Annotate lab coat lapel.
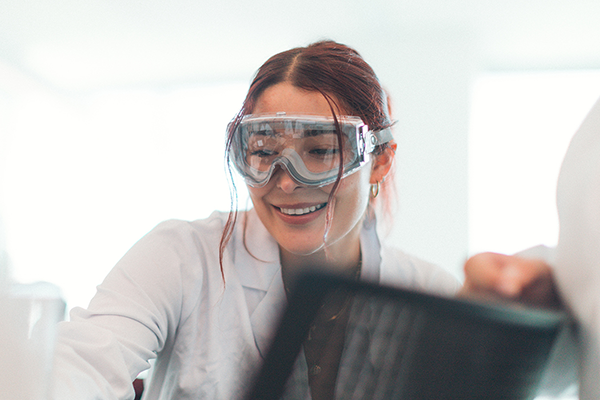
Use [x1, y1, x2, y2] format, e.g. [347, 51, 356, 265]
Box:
[250, 270, 287, 359]
[234, 210, 287, 359]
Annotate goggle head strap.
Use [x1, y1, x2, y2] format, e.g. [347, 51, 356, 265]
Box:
[359, 126, 394, 163]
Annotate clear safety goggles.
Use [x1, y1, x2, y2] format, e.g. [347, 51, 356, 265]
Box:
[229, 113, 394, 187]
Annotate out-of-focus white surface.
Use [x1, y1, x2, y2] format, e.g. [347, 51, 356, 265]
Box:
[2, 1, 600, 92]
[0, 282, 65, 400]
[469, 70, 600, 257]
[1, 81, 249, 310]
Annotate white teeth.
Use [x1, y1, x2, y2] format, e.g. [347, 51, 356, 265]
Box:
[280, 203, 325, 216]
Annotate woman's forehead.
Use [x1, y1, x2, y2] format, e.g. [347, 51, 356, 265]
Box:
[253, 82, 337, 117]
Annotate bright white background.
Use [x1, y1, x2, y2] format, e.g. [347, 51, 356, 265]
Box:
[1, 82, 250, 309]
[469, 70, 600, 256]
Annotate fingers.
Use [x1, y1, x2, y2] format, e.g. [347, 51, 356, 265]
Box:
[462, 252, 513, 295]
[461, 252, 560, 309]
[495, 261, 525, 297]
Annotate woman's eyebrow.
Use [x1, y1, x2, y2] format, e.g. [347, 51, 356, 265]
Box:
[249, 128, 278, 137]
[302, 128, 336, 137]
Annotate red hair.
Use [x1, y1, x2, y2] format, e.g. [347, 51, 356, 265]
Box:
[219, 40, 396, 277]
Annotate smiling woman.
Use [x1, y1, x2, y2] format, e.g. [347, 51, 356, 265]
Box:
[49, 40, 460, 400]
[235, 83, 393, 275]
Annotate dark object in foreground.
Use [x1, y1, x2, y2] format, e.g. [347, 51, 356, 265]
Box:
[245, 270, 568, 400]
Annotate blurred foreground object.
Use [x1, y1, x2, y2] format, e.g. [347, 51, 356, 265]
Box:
[0, 282, 65, 400]
[246, 271, 568, 400]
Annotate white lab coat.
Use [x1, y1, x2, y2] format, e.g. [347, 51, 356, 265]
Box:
[515, 97, 600, 400]
[552, 96, 600, 400]
[50, 209, 460, 400]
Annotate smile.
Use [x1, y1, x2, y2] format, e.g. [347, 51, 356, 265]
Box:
[278, 203, 327, 216]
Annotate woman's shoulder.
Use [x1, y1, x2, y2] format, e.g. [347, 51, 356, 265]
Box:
[147, 210, 233, 243]
[117, 211, 235, 272]
[109, 211, 244, 314]
[379, 244, 461, 297]
[156, 210, 229, 230]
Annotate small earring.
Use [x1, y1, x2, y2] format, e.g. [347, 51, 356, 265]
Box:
[370, 181, 380, 198]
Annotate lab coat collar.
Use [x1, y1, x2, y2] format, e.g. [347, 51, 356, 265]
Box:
[234, 209, 282, 292]
[233, 209, 286, 358]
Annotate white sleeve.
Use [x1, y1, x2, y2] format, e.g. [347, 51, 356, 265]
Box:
[553, 96, 600, 400]
[50, 220, 194, 400]
[515, 245, 579, 398]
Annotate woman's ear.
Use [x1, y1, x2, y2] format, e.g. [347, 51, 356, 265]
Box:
[370, 144, 396, 184]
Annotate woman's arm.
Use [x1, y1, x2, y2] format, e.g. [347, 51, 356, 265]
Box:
[50, 220, 192, 399]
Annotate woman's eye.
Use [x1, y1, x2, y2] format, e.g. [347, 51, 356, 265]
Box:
[310, 147, 339, 156]
[250, 149, 278, 157]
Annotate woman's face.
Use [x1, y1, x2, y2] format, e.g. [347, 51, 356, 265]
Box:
[246, 82, 375, 260]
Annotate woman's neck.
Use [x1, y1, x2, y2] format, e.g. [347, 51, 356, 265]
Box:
[279, 235, 362, 290]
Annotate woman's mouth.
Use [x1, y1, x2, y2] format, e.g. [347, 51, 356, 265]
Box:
[278, 202, 327, 216]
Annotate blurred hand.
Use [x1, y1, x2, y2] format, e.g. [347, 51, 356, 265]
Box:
[459, 252, 562, 309]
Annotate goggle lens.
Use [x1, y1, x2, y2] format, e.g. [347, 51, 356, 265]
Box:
[244, 123, 353, 175]
[230, 114, 391, 187]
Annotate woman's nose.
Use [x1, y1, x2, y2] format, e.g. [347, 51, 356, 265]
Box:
[273, 166, 301, 193]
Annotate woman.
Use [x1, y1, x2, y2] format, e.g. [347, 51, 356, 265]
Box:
[51, 40, 460, 400]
